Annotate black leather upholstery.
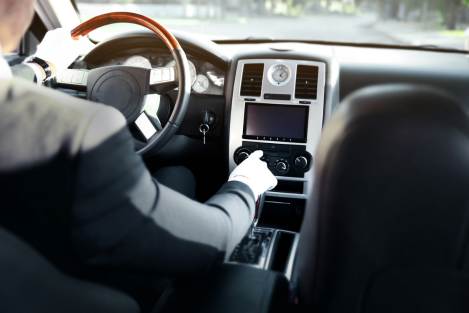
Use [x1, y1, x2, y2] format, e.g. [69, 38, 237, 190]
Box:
[0, 227, 140, 313]
[294, 84, 469, 312]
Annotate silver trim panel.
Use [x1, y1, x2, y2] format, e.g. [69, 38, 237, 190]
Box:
[284, 231, 300, 280]
[229, 58, 327, 200]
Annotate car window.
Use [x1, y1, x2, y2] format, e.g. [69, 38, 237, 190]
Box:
[75, 0, 469, 51]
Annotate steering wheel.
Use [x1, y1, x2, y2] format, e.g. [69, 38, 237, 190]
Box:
[71, 12, 191, 154]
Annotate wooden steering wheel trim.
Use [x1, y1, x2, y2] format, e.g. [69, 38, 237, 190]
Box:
[71, 12, 181, 50]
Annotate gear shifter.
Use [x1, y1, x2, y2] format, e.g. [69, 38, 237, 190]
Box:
[249, 193, 265, 239]
[229, 193, 274, 267]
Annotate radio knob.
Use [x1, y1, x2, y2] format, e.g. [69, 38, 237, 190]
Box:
[238, 151, 250, 162]
[294, 156, 309, 170]
[234, 148, 252, 164]
[275, 160, 289, 175]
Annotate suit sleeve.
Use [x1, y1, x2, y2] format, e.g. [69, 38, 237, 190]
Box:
[71, 106, 255, 276]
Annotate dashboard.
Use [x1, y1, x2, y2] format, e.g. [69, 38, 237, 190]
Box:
[66, 30, 469, 147]
[94, 53, 225, 96]
[78, 32, 228, 97]
[65, 30, 469, 207]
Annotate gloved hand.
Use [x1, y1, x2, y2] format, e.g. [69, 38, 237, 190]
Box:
[229, 150, 278, 199]
[33, 28, 83, 73]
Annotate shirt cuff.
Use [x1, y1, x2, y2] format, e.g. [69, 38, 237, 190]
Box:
[227, 176, 258, 200]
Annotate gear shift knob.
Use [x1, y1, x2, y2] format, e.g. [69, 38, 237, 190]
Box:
[249, 193, 266, 238]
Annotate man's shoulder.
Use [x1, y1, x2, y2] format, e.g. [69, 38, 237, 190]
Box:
[0, 78, 126, 171]
[1, 78, 111, 115]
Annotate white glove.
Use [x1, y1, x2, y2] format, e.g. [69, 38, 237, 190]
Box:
[229, 150, 278, 199]
[33, 28, 84, 73]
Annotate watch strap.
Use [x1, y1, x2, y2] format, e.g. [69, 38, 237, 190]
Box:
[26, 57, 52, 81]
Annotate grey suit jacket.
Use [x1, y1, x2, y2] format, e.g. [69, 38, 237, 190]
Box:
[11, 63, 37, 82]
[0, 76, 255, 279]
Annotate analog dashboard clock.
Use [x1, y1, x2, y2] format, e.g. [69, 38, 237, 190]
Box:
[268, 64, 291, 86]
[192, 74, 210, 93]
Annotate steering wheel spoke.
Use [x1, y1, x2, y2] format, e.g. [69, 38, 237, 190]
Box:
[55, 69, 89, 91]
[149, 66, 178, 93]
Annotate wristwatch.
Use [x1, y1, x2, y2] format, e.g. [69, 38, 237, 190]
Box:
[25, 56, 53, 83]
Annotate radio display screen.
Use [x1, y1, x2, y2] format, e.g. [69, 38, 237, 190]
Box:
[243, 103, 309, 143]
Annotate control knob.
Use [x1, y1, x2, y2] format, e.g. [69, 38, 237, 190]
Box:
[294, 156, 309, 170]
[234, 148, 252, 164]
[274, 160, 290, 175]
[238, 151, 250, 162]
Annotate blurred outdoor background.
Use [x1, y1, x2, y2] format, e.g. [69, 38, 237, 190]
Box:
[76, 0, 469, 50]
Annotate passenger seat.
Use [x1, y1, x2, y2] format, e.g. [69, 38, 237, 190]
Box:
[294, 84, 469, 312]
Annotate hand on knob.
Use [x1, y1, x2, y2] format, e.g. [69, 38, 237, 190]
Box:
[229, 150, 278, 199]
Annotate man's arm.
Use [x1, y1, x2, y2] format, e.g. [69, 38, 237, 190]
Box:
[71, 107, 259, 275]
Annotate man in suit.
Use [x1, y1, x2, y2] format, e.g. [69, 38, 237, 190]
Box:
[0, 0, 277, 293]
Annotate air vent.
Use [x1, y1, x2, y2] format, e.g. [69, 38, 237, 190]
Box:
[240, 63, 264, 97]
[295, 65, 319, 100]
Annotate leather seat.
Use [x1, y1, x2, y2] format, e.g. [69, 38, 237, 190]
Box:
[294, 84, 469, 312]
[0, 218, 289, 313]
[0, 227, 140, 313]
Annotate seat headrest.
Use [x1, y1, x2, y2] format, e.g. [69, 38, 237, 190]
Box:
[317, 84, 469, 172]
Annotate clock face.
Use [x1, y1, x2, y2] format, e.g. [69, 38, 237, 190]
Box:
[192, 74, 210, 93]
[268, 64, 291, 86]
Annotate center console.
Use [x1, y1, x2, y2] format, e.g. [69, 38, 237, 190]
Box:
[227, 58, 327, 278]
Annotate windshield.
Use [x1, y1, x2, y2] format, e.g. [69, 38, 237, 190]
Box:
[76, 0, 469, 51]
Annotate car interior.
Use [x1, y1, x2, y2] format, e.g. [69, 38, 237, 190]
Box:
[2, 0, 469, 312]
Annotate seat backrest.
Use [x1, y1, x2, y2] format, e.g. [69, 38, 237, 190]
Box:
[0, 227, 140, 313]
[294, 84, 469, 312]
